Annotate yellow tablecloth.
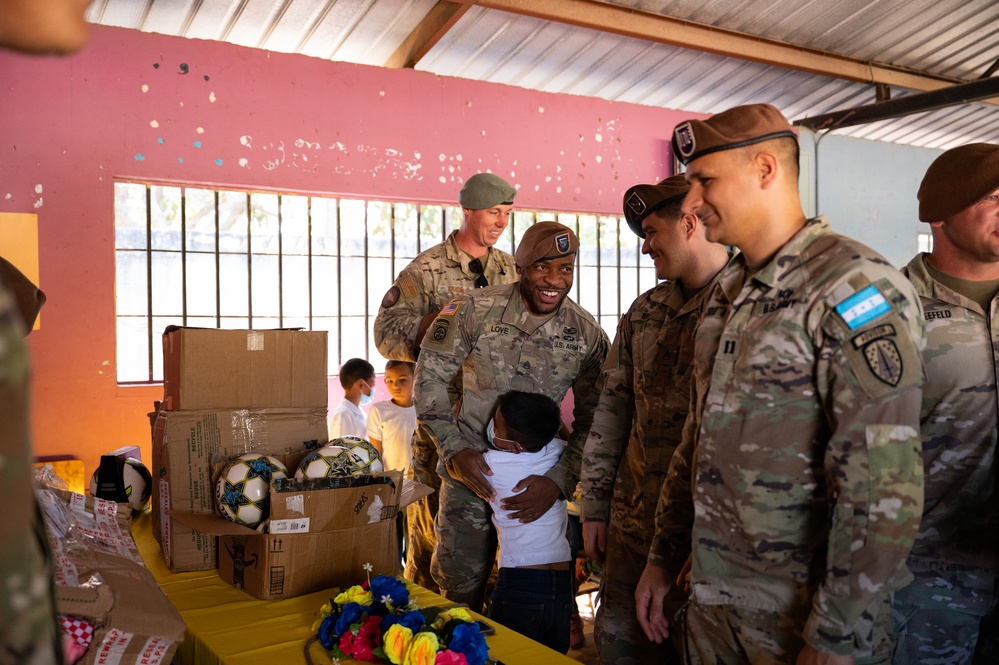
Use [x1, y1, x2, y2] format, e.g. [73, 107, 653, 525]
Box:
[133, 515, 579, 665]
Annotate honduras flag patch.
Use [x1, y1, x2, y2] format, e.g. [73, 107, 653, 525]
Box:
[835, 285, 890, 330]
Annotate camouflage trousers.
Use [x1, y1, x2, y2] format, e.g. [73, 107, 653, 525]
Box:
[430, 462, 497, 613]
[594, 526, 682, 665]
[403, 429, 440, 594]
[891, 575, 998, 665]
[684, 598, 892, 665]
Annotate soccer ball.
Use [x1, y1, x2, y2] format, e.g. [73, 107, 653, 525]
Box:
[215, 453, 289, 528]
[294, 438, 383, 479]
[90, 457, 152, 513]
[334, 436, 384, 472]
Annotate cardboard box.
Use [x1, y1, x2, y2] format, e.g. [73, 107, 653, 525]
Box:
[173, 472, 433, 600]
[38, 488, 186, 665]
[162, 327, 328, 411]
[151, 407, 328, 572]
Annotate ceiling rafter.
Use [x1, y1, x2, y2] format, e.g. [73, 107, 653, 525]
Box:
[385, 0, 475, 68]
[471, 0, 999, 107]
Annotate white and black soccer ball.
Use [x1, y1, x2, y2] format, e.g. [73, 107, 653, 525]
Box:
[90, 457, 152, 513]
[215, 453, 289, 529]
[294, 438, 383, 479]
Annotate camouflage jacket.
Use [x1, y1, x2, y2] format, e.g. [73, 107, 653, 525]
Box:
[415, 282, 610, 498]
[901, 254, 999, 584]
[649, 217, 926, 655]
[373, 231, 518, 361]
[0, 276, 61, 664]
[579, 278, 716, 549]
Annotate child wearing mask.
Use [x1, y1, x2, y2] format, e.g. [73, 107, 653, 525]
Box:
[328, 358, 375, 439]
[483, 390, 573, 654]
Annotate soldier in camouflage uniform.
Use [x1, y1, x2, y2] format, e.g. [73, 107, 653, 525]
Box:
[373, 173, 519, 593]
[579, 175, 729, 664]
[891, 144, 999, 665]
[415, 222, 610, 612]
[0, 259, 62, 665]
[636, 104, 926, 664]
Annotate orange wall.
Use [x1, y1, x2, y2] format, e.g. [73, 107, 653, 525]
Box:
[0, 26, 693, 479]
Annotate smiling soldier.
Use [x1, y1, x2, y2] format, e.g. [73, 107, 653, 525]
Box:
[414, 221, 610, 613]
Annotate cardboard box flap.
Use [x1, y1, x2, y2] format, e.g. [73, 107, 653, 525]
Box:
[400, 477, 435, 507]
[170, 511, 260, 537]
[55, 581, 114, 622]
[270, 472, 403, 532]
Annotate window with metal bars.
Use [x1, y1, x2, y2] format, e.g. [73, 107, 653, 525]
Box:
[114, 181, 658, 383]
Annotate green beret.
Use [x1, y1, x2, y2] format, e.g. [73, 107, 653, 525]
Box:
[515, 221, 579, 268]
[458, 173, 517, 210]
[918, 143, 999, 222]
[622, 174, 690, 238]
[672, 103, 798, 166]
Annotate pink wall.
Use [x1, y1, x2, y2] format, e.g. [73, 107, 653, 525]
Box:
[0, 26, 697, 477]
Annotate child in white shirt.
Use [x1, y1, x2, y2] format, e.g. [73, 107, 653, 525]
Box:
[328, 358, 375, 440]
[484, 390, 573, 654]
[366, 360, 416, 472]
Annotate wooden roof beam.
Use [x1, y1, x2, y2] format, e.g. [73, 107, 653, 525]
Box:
[385, 0, 474, 69]
[476, 0, 988, 100]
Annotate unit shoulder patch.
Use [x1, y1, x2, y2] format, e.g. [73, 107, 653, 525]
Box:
[380, 286, 400, 309]
[840, 314, 920, 399]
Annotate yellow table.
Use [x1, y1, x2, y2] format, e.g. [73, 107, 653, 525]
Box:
[133, 515, 579, 664]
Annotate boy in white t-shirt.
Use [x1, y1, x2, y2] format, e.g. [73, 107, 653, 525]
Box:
[366, 360, 417, 472]
[328, 358, 375, 440]
[367, 360, 417, 564]
[484, 390, 573, 654]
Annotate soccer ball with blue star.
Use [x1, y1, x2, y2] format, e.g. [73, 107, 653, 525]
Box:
[216, 453, 289, 528]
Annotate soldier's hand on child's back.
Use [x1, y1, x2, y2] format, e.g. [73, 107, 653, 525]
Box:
[501, 474, 560, 523]
[445, 448, 495, 501]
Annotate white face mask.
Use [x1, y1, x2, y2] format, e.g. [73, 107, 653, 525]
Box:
[359, 380, 375, 406]
[486, 418, 497, 448]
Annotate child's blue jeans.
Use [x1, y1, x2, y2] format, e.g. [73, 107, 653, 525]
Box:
[486, 567, 573, 654]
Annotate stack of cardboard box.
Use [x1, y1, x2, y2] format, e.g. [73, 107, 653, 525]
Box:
[150, 327, 330, 573]
[151, 327, 431, 600]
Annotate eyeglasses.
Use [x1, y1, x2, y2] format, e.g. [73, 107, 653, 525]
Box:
[468, 258, 488, 288]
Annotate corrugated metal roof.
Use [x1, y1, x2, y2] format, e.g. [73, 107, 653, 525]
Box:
[85, 0, 999, 150]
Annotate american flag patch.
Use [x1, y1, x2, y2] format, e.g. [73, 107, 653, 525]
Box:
[440, 302, 460, 316]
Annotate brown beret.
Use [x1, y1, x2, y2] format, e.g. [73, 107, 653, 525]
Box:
[672, 103, 798, 166]
[917, 143, 999, 222]
[622, 174, 690, 238]
[515, 221, 579, 268]
[458, 173, 517, 210]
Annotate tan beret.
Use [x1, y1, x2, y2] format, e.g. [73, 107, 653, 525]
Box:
[917, 143, 999, 222]
[672, 103, 798, 166]
[458, 173, 517, 210]
[515, 221, 579, 268]
[622, 174, 690, 238]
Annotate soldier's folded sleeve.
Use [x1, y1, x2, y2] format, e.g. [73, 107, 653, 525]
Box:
[803, 280, 926, 654]
[548, 326, 610, 499]
[580, 331, 636, 523]
[374, 269, 430, 362]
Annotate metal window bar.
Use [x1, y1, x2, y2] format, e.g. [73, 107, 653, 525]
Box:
[115, 182, 639, 383]
[144, 185, 154, 382]
[245, 192, 254, 326]
[307, 196, 314, 332]
[214, 190, 222, 329]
